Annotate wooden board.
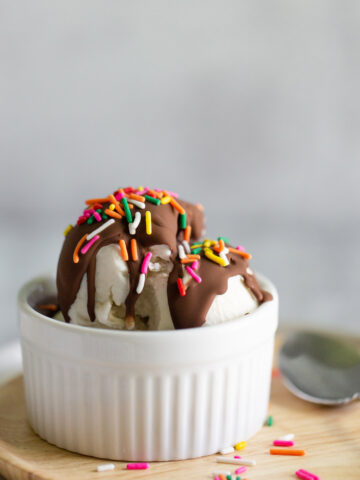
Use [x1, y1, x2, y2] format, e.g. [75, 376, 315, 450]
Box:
[0, 337, 359, 480]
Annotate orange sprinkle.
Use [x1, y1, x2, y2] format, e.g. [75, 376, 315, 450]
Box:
[228, 247, 252, 259]
[37, 304, 58, 311]
[105, 209, 122, 219]
[181, 258, 196, 264]
[73, 234, 88, 263]
[131, 239, 138, 261]
[270, 448, 305, 456]
[85, 197, 110, 205]
[129, 193, 146, 202]
[119, 239, 128, 261]
[184, 225, 192, 242]
[148, 189, 162, 199]
[218, 239, 225, 251]
[170, 197, 185, 215]
[272, 367, 281, 378]
[186, 254, 201, 260]
[108, 194, 125, 216]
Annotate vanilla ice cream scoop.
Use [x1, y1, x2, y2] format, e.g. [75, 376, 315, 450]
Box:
[56, 187, 271, 330]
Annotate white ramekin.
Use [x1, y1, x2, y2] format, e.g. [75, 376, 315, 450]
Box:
[18, 273, 278, 461]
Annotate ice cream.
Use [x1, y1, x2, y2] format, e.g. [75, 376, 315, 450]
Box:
[54, 187, 272, 330]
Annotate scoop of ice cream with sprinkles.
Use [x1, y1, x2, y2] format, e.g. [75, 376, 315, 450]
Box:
[53, 186, 272, 330]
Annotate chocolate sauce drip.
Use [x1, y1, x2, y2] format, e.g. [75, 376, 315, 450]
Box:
[56, 196, 271, 329]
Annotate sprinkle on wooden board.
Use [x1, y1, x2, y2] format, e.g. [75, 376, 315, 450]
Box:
[126, 463, 149, 470]
[235, 466, 247, 475]
[270, 448, 305, 456]
[266, 415, 273, 426]
[96, 463, 115, 472]
[219, 446, 234, 455]
[119, 239, 129, 261]
[234, 441, 247, 450]
[296, 469, 320, 480]
[273, 440, 294, 447]
[130, 239, 138, 261]
[216, 457, 256, 466]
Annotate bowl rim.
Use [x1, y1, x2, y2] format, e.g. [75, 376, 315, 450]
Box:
[18, 272, 278, 340]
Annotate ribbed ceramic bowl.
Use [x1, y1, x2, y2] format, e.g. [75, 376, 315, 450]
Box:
[18, 273, 278, 461]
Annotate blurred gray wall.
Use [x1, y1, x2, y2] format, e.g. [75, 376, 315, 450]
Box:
[1, 0, 360, 346]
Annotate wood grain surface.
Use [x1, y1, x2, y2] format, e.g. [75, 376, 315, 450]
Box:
[0, 336, 359, 480]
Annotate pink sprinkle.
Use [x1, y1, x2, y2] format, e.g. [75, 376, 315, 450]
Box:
[273, 440, 295, 447]
[80, 235, 99, 254]
[93, 211, 102, 222]
[236, 245, 245, 251]
[185, 266, 202, 283]
[83, 211, 91, 218]
[83, 208, 95, 215]
[126, 463, 149, 470]
[136, 188, 149, 195]
[115, 192, 125, 201]
[296, 469, 320, 480]
[235, 466, 247, 475]
[166, 190, 178, 198]
[141, 252, 153, 274]
[191, 260, 199, 270]
[234, 455, 242, 459]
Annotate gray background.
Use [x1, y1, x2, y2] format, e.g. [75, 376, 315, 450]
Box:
[1, 1, 359, 347]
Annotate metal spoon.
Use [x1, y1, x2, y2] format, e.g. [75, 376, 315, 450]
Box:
[279, 331, 360, 405]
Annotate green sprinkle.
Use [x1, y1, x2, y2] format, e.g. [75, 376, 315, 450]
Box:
[144, 194, 160, 206]
[179, 213, 187, 229]
[102, 213, 108, 220]
[87, 216, 94, 225]
[96, 209, 102, 213]
[218, 236, 230, 244]
[226, 476, 232, 480]
[121, 197, 132, 223]
[236, 477, 242, 480]
[266, 415, 273, 426]
[191, 247, 202, 254]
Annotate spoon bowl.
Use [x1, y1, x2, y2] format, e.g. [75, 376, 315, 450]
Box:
[279, 331, 360, 405]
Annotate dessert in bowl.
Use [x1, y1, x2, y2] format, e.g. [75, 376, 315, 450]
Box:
[18, 186, 278, 461]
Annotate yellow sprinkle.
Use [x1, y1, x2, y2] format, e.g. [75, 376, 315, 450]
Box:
[145, 210, 152, 235]
[64, 224, 73, 236]
[235, 441, 247, 451]
[109, 203, 115, 210]
[204, 239, 216, 247]
[161, 195, 171, 205]
[204, 248, 227, 266]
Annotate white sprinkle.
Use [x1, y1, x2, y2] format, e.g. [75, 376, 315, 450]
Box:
[97, 463, 115, 472]
[213, 471, 231, 477]
[136, 273, 146, 294]
[129, 211, 141, 235]
[219, 446, 234, 455]
[216, 457, 256, 466]
[178, 244, 186, 259]
[246, 267, 253, 275]
[277, 433, 295, 441]
[182, 240, 191, 254]
[219, 251, 230, 266]
[86, 219, 115, 240]
[128, 199, 145, 209]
